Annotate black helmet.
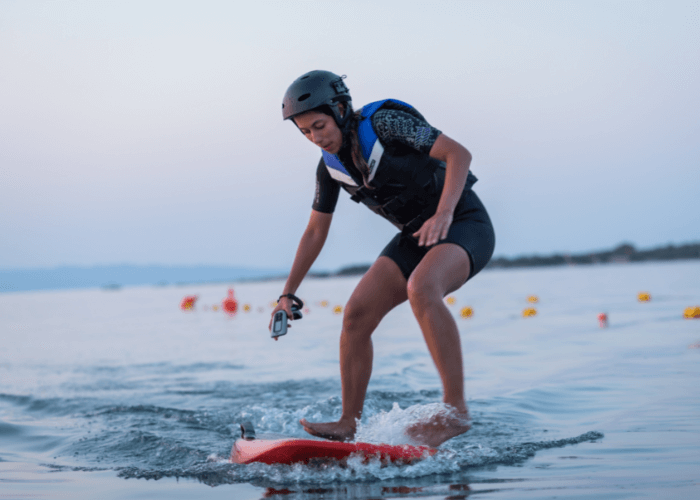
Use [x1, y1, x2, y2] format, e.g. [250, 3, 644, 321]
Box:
[282, 70, 352, 126]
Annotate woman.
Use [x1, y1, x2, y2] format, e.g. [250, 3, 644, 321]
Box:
[270, 70, 495, 447]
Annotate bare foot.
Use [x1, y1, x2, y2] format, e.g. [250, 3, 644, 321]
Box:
[405, 409, 471, 448]
[300, 418, 356, 442]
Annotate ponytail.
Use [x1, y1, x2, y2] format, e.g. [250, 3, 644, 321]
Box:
[347, 110, 374, 189]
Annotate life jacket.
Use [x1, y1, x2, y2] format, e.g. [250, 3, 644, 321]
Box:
[321, 99, 476, 233]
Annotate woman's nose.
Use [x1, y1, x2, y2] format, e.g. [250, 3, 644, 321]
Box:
[310, 132, 323, 146]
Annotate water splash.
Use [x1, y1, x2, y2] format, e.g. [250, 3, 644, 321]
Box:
[112, 430, 603, 486]
[355, 402, 465, 445]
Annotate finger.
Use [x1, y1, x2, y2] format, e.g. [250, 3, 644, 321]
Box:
[423, 229, 432, 246]
[413, 227, 425, 246]
[427, 223, 440, 246]
[420, 226, 429, 246]
[429, 222, 444, 245]
[426, 223, 437, 246]
[436, 223, 450, 244]
[428, 222, 440, 245]
[440, 223, 450, 241]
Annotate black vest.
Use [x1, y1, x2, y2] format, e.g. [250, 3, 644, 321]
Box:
[323, 100, 476, 233]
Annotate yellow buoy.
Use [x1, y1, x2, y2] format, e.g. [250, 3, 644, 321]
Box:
[637, 292, 651, 302]
[683, 306, 700, 319]
[527, 295, 539, 303]
[333, 305, 343, 314]
[446, 296, 456, 305]
[459, 306, 473, 318]
[523, 307, 537, 317]
[270, 300, 278, 308]
[320, 300, 329, 308]
[243, 304, 251, 312]
[212, 305, 219, 311]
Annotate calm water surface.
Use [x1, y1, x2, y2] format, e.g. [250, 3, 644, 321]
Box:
[1, 261, 699, 499]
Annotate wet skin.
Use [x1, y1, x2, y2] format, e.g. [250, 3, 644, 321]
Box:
[299, 246, 472, 447]
[275, 107, 474, 447]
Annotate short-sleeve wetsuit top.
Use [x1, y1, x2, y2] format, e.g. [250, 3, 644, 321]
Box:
[312, 108, 443, 214]
[308, 105, 495, 282]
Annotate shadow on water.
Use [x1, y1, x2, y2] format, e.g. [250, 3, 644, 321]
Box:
[258, 480, 484, 500]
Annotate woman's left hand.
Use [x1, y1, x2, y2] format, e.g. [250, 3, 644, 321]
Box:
[413, 210, 453, 247]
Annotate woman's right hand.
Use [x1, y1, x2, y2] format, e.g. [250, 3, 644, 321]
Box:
[269, 296, 294, 340]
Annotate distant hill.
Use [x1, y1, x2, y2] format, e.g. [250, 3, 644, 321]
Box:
[0, 265, 287, 293]
[486, 242, 700, 269]
[311, 241, 700, 278]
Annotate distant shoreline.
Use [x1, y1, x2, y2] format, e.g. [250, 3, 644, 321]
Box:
[485, 241, 700, 270]
[308, 241, 700, 278]
[1, 242, 698, 293]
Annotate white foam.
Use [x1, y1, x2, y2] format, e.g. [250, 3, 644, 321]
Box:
[355, 402, 464, 445]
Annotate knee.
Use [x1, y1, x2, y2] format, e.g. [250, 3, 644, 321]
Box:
[406, 275, 441, 310]
[342, 300, 377, 338]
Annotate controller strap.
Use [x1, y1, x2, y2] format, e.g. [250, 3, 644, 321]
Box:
[278, 293, 304, 310]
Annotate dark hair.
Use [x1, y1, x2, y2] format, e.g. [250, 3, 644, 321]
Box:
[346, 110, 373, 189]
[302, 105, 374, 190]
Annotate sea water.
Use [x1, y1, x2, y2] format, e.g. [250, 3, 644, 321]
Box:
[1, 261, 699, 499]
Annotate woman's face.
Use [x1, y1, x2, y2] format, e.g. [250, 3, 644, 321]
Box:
[293, 110, 343, 155]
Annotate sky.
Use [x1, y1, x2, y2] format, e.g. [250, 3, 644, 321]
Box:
[1, 0, 699, 272]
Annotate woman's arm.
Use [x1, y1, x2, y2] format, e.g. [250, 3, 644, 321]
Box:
[269, 209, 333, 331]
[413, 133, 472, 247]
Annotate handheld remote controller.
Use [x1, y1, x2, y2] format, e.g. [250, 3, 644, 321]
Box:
[271, 295, 303, 338]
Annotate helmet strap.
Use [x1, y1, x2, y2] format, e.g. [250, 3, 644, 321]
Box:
[333, 101, 353, 127]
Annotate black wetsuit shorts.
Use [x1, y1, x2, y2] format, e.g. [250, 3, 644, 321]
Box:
[379, 189, 495, 282]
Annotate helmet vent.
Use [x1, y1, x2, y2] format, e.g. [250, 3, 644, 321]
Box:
[297, 93, 311, 102]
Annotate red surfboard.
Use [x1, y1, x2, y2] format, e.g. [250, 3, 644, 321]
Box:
[230, 422, 437, 465]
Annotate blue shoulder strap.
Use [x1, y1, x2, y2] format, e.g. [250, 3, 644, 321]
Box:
[321, 99, 414, 185]
[321, 150, 354, 184]
[356, 99, 413, 160]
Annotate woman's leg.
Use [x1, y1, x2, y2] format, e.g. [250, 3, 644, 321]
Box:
[405, 242, 472, 447]
[301, 256, 408, 441]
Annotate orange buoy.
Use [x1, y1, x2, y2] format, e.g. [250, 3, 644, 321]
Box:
[527, 295, 539, 303]
[180, 295, 198, 311]
[333, 305, 343, 314]
[523, 307, 537, 317]
[222, 288, 238, 315]
[243, 304, 251, 312]
[597, 312, 608, 328]
[637, 292, 651, 302]
[319, 300, 329, 308]
[459, 306, 473, 318]
[446, 296, 456, 305]
[683, 306, 700, 319]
